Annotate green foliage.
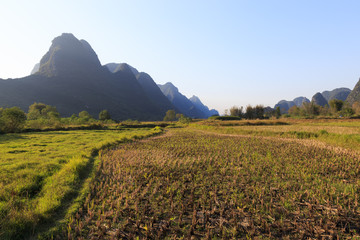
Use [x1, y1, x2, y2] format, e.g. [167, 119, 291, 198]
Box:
[0, 107, 26, 133]
[275, 106, 281, 118]
[27, 102, 60, 120]
[229, 106, 243, 117]
[98, 109, 111, 121]
[288, 105, 300, 116]
[177, 114, 192, 124]
[163, 109, 176, 121]
[78, 111, 91, 119]
[76, 111, 95, 124]
[245, 105, 265, 119]
[329, 99, 344, 113]
[352, 102, 360, 115]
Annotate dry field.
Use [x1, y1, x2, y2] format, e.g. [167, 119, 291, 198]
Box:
[59, 120, 360, 239]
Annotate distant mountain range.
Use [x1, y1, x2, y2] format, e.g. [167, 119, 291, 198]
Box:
[0, 33, 218, 120]
[157, 83, 218, 118]
[275, 87, 353, 113]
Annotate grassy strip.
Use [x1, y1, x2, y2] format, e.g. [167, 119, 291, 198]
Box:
[0, 127, 163, 240]
[35, 127, 164, 239]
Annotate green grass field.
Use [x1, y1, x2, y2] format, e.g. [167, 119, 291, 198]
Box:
[0, 127, 162, 239]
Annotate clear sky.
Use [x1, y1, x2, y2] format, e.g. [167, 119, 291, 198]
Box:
[1, 1, 360, 114]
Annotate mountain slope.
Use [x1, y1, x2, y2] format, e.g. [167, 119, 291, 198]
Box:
[293, 97, 310, 107]
[189, 95, 219, 117]
[30, 63, 40, 74]
[322, 88, 351, 102]
[346, 79, 360, 105]
[158, 82, 207, 118]
[0, 33, 165, 120]
[136, 72, 176, 113]
[311, 92, 328, 107]
[106, 63, 177, 114]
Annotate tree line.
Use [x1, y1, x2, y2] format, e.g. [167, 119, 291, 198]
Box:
[224, 105, 280, 119]
[286, 100, 360, 117]
[225, 100, 360, 120]
[0, 103, 113, 133]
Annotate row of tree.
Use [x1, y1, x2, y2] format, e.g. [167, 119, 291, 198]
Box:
[225, 100, 360, 120]
[225, 105, 280, 119]
[0, 103, 113, 133]
[287, 100, 360, 117]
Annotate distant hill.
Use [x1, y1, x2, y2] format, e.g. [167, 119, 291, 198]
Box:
[158, 82, 208, 118]
[322, 88, 351, 102]
[106, 63, 218, 119]
[293, 97, 310, 107]
[311, 92, 328, 107]
[346, 78, 360, 105]
[274, 87, 352, 113]
[274, 97, 309, 113]
[189, 95, 219, 117]
[105, 63, 177, 114]
[0, 33, 166, 120]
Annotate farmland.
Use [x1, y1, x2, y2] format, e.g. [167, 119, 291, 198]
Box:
[57, 119, 360, 239]
[0, 127, 162, 239]
[1, 119, 360, 239]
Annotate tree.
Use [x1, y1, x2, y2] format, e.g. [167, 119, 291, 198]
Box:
[0, 107, 26, 133]
[340, 102, 354, 117]
[329, 99, 344, 114]
[27, 102, 59, 120]
[254, 105, 264, 119]
[177, 114, 192, 124]
[229, 106, 243, 117]
[79, 111, 91, 118]
[245, 105, 255, 119]
[353, 102, 360, 115]
[275, 106, 281, 119]
[302, 102, 320, 116]
[99, 110, 111, 121]
[288, 106, 300, 116]
[163, 110, 176, 121]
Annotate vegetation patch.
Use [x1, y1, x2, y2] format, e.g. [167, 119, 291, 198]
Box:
[0, 127, 163, 239]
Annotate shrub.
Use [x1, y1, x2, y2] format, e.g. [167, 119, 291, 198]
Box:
[99, 110, 111, 121]
[0, 107, 26, 133]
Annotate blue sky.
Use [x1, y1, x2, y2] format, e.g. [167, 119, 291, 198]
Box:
[1, 1, 360, 114]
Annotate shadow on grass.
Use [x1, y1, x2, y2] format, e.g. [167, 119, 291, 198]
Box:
[0, 133, 26, 144]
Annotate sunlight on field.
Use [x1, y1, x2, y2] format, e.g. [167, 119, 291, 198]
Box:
[0, 128, 161, 239]
[60, 125, 360, 239]
[191, 119, 360, 151]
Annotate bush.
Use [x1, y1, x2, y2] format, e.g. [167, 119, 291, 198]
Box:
[0, 107, 27, 133]
[99, 110, 111, 121]
[163, 110, 176, 121]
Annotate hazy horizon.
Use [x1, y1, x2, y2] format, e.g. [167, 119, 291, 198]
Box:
[1, 1, 360, 114]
